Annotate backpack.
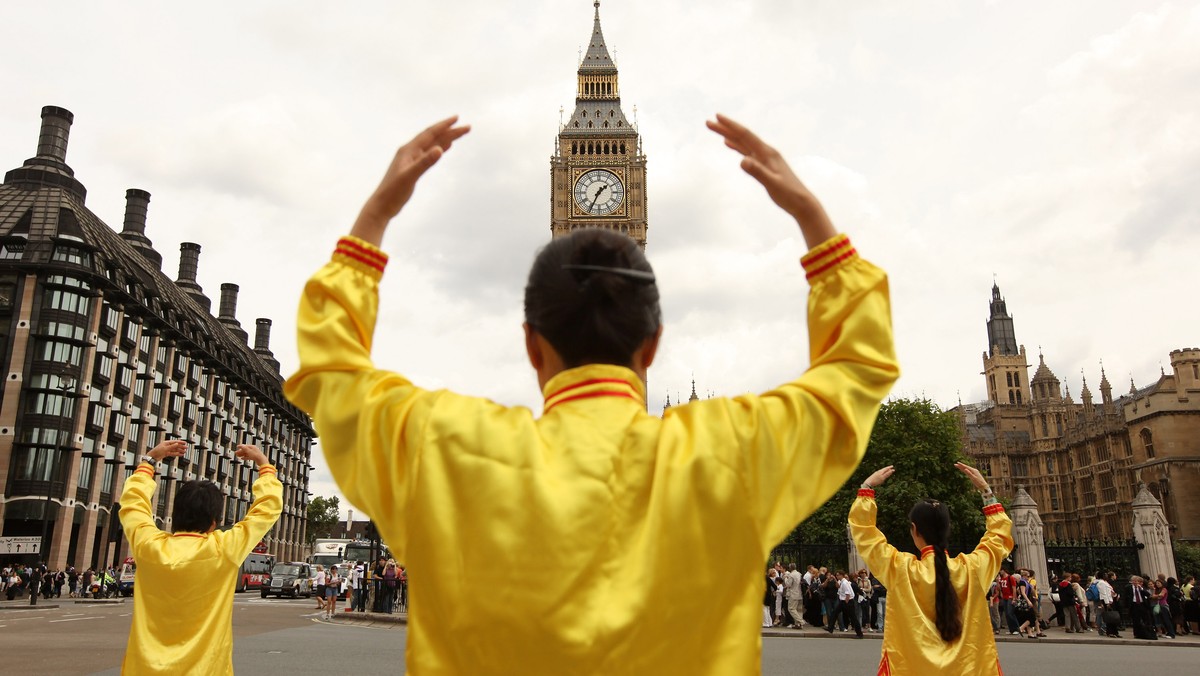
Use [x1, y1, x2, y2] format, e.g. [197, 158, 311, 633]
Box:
[1086, 581, 1100, 602]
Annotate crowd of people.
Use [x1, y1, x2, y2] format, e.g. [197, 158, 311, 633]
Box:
[311, 556, 408, 618]
[2, 562, 119, 601]
[763, 562, 885, 636]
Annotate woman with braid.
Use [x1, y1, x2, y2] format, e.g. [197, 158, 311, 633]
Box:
[849, 463, 1013, 675]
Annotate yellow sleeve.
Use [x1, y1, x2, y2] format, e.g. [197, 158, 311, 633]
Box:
[730, 235, 900, 550]
[218, 466, 284, 564]
[282, 237, 437, 556]
[847, 490, 905, 588]
[965, 503, 1014, 587]
[118, 463, 165, 561]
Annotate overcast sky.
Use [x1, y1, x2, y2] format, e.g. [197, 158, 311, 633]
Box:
[3, 1, 1197, 519]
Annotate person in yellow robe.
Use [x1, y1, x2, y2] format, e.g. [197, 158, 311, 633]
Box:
[118, 439, 282, 675]
[849, 463, 1014, 676]
[284, 115, 900, 674]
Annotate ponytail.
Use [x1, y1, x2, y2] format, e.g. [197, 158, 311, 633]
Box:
[910, 499, 962, 643]
[932, 544, 962, 642]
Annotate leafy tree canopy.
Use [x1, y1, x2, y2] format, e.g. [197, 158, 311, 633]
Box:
[306, 495, 341, 544]
[787, 398, 985, 553]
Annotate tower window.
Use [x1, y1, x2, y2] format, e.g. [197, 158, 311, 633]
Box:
[1016, 390, 1022, 405]
[603, 121, 609, 128]
[1006, 372, 1013, 387]
[1014, 373, 1020, 387]
[1140, 428, 1155, 458]
[610, 110, 614, 117]
[607, 82, 612, 95]
[1008, 391, 1015, 405]
[620, 143, 626, 153]
[587, 122, 593, 128]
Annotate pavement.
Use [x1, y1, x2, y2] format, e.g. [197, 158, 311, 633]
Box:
[328, 609, 1200, 648]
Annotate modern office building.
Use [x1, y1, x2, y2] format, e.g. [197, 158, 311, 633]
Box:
[0, 106, 314, 569]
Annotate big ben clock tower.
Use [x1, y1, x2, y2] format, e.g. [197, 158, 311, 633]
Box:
[551, 1, 648, 249]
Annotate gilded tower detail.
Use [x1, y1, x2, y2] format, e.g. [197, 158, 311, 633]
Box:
[551, 1, 648, 249]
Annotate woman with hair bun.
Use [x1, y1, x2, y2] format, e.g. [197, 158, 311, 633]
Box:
[285, 115, 900, 674]
[849, 463, 1013, 675]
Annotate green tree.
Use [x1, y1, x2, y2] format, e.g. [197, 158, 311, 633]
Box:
[306, 495, 341, 544]
[1174, 540, 1200, 581]
[787, 398, 985, 553]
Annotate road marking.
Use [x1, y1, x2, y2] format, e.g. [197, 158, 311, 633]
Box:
[6, 615, 45, 620]
[120, 613, 132, 617]
[49, 616, 103, 623]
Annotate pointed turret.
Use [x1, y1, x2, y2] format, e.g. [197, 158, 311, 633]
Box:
[1099, 362, 1112, 406]
[986, 282, 1019, 357]
[689, 376, 699, 402]
[581, 1, 616, 71]
[1080, 373, 1094, 415]
[1129, 375, 1137, 395]
[1030, 352, 1060, 401]
[563, 1, 635, 133]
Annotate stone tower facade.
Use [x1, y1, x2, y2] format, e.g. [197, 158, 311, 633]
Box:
[550, 1, 648, 249]
[957, 284, 1200, 546]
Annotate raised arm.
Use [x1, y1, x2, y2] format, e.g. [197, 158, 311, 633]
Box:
[118, 440, 186, 559]
[283, 119, 470, 557]
[706, 116, 899, 548]
[957, 462, 1014, 586]
[218, 445, 283, 564]
[847, 467, 904, 588]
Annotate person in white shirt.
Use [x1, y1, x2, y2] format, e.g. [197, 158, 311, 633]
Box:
[314, 566, 327, 612]
[828, 570, 863, 638]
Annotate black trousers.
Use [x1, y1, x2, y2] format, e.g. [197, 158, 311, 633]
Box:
[827, 599, 862, 636]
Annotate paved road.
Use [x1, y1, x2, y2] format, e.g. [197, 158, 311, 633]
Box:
[3, 596, 1197, 675]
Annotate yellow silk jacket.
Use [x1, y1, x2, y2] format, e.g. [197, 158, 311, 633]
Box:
[284, 233, 898, 674]
[118, 462, 282, 675]
[849, 491, 1014, 676]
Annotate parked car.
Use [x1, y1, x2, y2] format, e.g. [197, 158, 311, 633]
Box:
[118, 560, 135, 597]
[261, 562, 313, 599]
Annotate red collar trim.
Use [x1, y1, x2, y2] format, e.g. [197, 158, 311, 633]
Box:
[920, 546, 935, 560]
[172, 533, 208, 538]
[543, 377, 642, 412]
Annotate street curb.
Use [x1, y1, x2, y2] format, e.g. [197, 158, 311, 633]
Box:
[759, 627, 1200, 648]
[74, 598, 125, 604]
[333, 611, 407, 625]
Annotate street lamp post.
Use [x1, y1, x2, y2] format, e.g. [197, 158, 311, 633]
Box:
[32, 376, 76, 605]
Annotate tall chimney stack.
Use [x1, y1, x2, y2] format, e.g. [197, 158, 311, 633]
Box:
[254, 318, 272, 352]
[36, 106, 74, 164]
[178, 242, 201, 283]
[175, 242, 210, 311]
[122, 189, 150, 235]
[218, 283, 239, 321]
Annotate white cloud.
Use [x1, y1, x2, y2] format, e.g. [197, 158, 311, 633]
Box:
[2, 0, 1197, 519]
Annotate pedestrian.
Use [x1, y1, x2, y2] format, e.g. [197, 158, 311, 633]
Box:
[827, 571, 863, 638]
[382, 560, 398, 614]
[281, 114, 898, 673]
[849, 463, 1014, 675]
[1062, 573, 1083, 633]
[118, 440, 282, 674]
[1151, 578, 1175, 638]
[987, 575, 1001, 633]
[1129, 576, 1158, 640]
[1182, 575, 1198, 635]
[1012, 573, 1038, 639]
[998, 568, 1017, 633]
[784, 564, 804, 629]
[324, 565, 341, 620]
[314, 565, 327, 612]
[762, 568, 778, 628]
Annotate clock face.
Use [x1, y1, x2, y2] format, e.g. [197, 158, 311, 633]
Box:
[573, 169, 625, 216]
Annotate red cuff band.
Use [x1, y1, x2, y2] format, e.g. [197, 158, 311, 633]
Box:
[334, 237, 388, 273]
[857, 488, 876, 498]
[800, 235, 859, 281]
[258, 466, 277, 475]
[983, 504, 1005, 516]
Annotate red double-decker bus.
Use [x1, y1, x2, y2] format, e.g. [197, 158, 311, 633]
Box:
[237, 542, 274, 593]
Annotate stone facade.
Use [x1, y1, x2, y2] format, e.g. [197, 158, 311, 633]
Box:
[550, 1, 648, 249]
[956, 284, 1200, 545]
[0, 107, 314, 570]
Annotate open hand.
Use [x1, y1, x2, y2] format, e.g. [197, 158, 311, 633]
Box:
[862, 466, 895, 489]
[235, 444, 270, 468]
[352, 116, 471, 245]
[147, 439, 187, 462]
[706, 114, 835, 248]
[954, 462, 990, 493]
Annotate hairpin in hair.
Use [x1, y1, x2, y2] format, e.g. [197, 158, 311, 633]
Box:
[562, 264, 656, 284]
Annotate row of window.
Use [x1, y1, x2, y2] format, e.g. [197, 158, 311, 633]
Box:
[570, 141, 628, 156]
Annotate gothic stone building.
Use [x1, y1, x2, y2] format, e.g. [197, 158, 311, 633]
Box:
[956, 283, 1200, 545]
[0, 106, 314, 570]
[550, 1, 648, 249]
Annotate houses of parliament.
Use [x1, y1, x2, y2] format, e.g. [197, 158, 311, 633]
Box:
[955, 283, 1200, 545]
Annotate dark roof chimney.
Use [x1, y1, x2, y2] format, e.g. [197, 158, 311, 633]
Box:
[254, 318, 272, 352]
[119, 188, 162, 268]
[36, 106, 74, 164]
[219, 283, 239, 321]
[4, 105, 86, 199]
[176, 242, 210, 311]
